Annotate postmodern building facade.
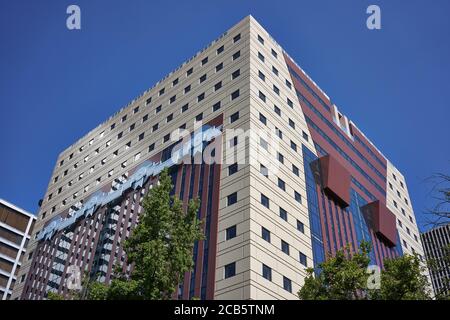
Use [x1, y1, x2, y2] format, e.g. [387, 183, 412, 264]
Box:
[421, 224, 450, 297]
[0, 199, 36, 300]
[12, 16, 426, 300]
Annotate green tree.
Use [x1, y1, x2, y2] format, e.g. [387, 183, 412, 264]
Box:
[298, 241, 372, 300]
[373, 254, 431, 300]
[86, 168, 203, 300]
[46, 291, 64, 300]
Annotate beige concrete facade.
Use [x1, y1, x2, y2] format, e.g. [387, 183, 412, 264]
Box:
[12, 15, 427, 300]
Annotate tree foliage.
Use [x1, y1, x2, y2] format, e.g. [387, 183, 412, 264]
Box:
[372, 254, 431, 300]
[299, 241, 432, 300]
[298, 241, 372, 300]
[58, 168, 203, 300]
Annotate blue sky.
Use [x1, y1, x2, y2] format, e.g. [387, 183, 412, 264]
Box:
[0, 0, 448, 232]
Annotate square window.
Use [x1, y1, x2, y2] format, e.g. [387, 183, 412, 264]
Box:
[199, 74, 207, 83]
[231, 89, 240, 100]
[271, 49, 277, 58]
[232, 51, 240, 60]
[299, 252, 307, 267]
[277, 152, 284, 164]
[273, 85, 280, 95]
[258, 52, 265, 62]
[260, 138, 268, 151]
[216, 62, 223, 72]
[110, 123, 115, 130]
[142, 114, 148, 122]
[145, 97, 152, 106]
[181, 103, 189, 113]
[260, 164, 269, 177]
[138, 133, 145, 141]
[217, 45, 224, 54]
[201, 57, 208, 65]
[272, 66, 279, 76]
[152, 123, 159, 132]
[257, 35, 264, 44]
[289, 119, 295, 129]
[122, 115, 127, 122]
[262, 227, 271, 242]
[227, 192, 237, 206]
[184, 85, 191, 94]
[156, 105, 162, 113]
[281, 240, 290, 255]
[290, 141, 297, 152]
[259, 113, 267, 125]
[226, 225, 237, 240]
[233, 33, 241, 43]
[278, 178, 286, 191]
[285, 79, 292, 89]
[261, 193, 270, 208]
[197, 93, 205, 102]
[295, 191, 302, 203]
[172, 78, 179, 86]
[163, 134, 170, 143]
[167, 114, 173, 122]
[196, 113, 203, 121]
[224, 262, 236, 279]
[186, 67, 193, 76]
[212, 101, 221, 112]
[287, 98, 293, 108]
[262, 264, 272, 281]
[159, 88, 165, 96]
[275, 127, 283, 139]
[133, 106, 139, 114]
[230, 111, 240, 123]
[297, 220, 305, 233]
[292, 165, 299, 176]
[302, 131, 309, 141]
[274, 105, 281, 116]
[258, 70, 265, 81]
[231, 69, 240, 79]
[148, 143, 155, 152]
[228, 163, 238, 176]
[279, 207, 288, 221]
[259, 91, 266, 102]
[214, 81, 222, 91]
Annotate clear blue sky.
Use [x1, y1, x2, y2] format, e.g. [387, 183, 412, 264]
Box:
[0, 0, 448, 232]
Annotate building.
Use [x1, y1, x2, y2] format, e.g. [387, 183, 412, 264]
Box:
[421, 224, 450, 297]
[0, 199, 36, 299]
[12, 16, 426, 300]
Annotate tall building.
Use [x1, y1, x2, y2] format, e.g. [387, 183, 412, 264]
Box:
[421, 224, 450, 297]
[0, 199, 36, 300]
[12, 16, 426, 300]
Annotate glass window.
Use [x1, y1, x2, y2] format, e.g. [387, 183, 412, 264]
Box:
[230, 111, 240, 123]
[262, 264, 272, 281]
[226, 225, 237, 240]
[224, 262, 236, 279]
[228, 163, 238, 176]
[227, 192, 237, 206]
[283, 277, 292, 293]
[279, 207, 288, 221]
[261, 193, 270, 208]
[281, 240, 290, 255]
[297, 220, 304, 233]
[299, 252, 307, 267]
[262, 227, 271, 242]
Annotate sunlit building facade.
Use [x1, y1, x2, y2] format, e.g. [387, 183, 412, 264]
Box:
[12, 16, 426, 300]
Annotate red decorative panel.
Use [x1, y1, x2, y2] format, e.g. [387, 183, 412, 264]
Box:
[361, 200, 397, 247]
[318, 155, 351, 207]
